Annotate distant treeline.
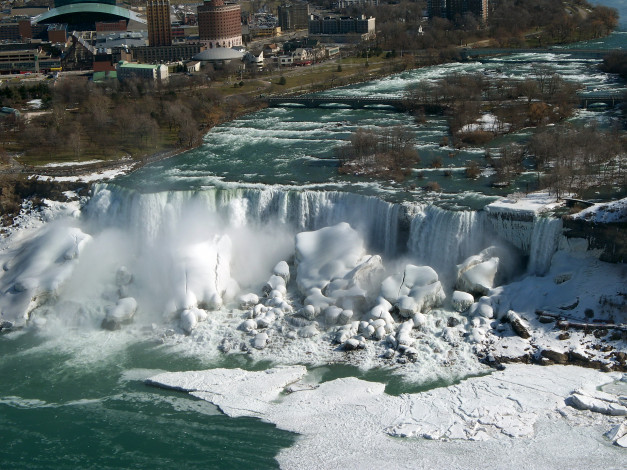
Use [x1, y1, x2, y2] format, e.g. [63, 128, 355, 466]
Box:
[316, 0, 619, 51]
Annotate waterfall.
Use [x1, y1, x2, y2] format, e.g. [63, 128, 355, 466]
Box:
[83, 184, 402, 258]
[527, 216, 563, 276]
[406, 205, 491, 275]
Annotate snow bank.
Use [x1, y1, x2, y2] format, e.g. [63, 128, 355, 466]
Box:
[571, 197, 627, 224]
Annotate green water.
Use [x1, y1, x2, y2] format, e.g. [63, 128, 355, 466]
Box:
[0, 331, 296, 469]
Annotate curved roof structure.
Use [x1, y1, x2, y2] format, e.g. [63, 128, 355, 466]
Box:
[192, 48, 244, 62]
[34, 3, 145, 26]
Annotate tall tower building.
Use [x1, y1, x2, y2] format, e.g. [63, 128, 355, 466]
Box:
[147, 0, 172, 47]
[197, 0, 242, 48]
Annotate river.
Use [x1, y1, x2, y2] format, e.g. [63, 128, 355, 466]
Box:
[0, 6, 625, 469]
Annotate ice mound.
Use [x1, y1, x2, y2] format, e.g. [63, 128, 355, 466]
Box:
[381, 265, 445, 317]
[456, 246, 500, 296]
[0, 224, 91, 326]
[295, 222, 366, 295]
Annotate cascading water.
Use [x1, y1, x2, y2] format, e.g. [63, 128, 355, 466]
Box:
[406, 205, 491, 278]
[84, 184, 402, 257]
[527, 216, 563, 276]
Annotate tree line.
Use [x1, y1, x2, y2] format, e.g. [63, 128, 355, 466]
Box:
[317, 0, 619, 53]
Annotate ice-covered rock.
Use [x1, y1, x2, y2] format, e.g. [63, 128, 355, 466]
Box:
[253, 332, 269, 349]
[452, 291, 475, 312]
[115, 266, 133, 286]
[180, 308, 198, 334]
[239, 318, 257, 333]
[273, 260, 290, 283]
[507, 310, 531, 339]
[456, 247, 500, 296]
[263, 275, 286, 296]
[469, 297, 494, 319]
[299, 323, 319, 338]
[397, 319, 414, 346]
[239, 293, 259, 309]
[381, 265, 445, 317]
[102, 297, 138, 330]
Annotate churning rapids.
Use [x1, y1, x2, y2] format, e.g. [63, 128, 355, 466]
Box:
[1, 24, 627, 469]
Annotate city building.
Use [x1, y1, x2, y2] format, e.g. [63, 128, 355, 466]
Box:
[428, 0, 488, 23]
[146, 0, 172, 47]
[133, 43, 205, 63]
[308, 15, 375, 42]
[191, 47, 243, 67]
[333, 0, 378, 8]
[197, 0, 242, 49]
[277, 3, 310, 31]
[116, 61, 169, 81]
[0, 47, 61, 74]
[96, 20, 127, 32]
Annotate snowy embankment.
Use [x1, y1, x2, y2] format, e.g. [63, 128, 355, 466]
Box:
[147, 364, 627, 468]
[571, 197, 627, 224]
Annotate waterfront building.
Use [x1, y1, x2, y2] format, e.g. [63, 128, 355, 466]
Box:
[147, 0, 172, 46]
[197, 0, 242, 49]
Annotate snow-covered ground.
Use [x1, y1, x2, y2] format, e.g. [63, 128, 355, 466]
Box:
[572, 197, 627, 224]
[35, 164, 134, 183]
[147, 364, 627, 469]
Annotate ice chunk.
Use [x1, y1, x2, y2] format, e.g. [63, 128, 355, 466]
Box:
[239, 293, 259, 309]
[273, 261, 290, 283]
[457, 247, 499, 296]
[295, 223, 365, 295]
[452, 291, 474, 312]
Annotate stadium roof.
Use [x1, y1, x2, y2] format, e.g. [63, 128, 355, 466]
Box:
[192, 48, 244, 62]
[34, 3, 145, 25]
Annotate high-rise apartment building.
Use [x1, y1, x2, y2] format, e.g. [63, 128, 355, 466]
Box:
[197, 0, 242, 48]
[147, 0, 172, 47]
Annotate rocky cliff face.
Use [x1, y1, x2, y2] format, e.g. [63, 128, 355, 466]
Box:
[563, 218, 627, 263]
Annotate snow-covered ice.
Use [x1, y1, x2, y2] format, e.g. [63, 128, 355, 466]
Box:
[147, 364, 626, 469]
